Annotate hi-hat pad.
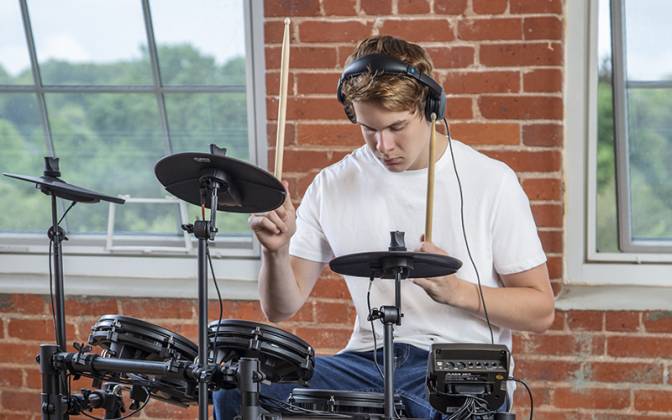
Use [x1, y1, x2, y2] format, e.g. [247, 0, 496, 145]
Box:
[4, 156, 125, 205]
[329, 251, 462, 279]
[154, 148, 285, 213]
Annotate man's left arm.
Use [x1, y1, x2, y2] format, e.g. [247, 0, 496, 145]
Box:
[412, 249, 555, 334]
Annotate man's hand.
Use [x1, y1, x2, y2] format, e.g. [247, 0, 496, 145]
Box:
[248, 181, 296, 253]
[411, 234, 472, 307]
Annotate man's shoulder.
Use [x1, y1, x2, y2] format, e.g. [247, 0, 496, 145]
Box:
[449, 140, 515, 179]
[315, 145, 372, 181]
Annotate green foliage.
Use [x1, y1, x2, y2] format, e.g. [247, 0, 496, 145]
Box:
[596, 63, 672, 250]
[596, 80, 619, 251]
[627, 89, 672, 239]
[0, 45, 251, 236]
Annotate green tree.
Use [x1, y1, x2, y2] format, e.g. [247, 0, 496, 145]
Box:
[0, 45, 250, 235]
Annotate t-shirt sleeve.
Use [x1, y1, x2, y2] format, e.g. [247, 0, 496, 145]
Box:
[491, 167, 547, 275]
[289, 174, 335, 263]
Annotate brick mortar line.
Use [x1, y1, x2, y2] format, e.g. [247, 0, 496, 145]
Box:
[519, 173, 564, 179]
[521, 331, 672, 337]
[265, 66, 566, 74]
[518, 381, 672, 391]
[280, 93, 564, 99]
[514, 354, 672, 362]
[308, 297, 355, 304]
[264, 14, 565, 22]
[264, 40, 563, 47]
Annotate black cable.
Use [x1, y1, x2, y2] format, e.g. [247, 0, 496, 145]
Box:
[48, 239, 56, 338]
[47, 200, 77, 342]
[443, 118, 495, 345]
[206, 244, 224, 361]
[508, 376, 533, 420]
[58, 200, 77, 225]
[260, 394, 351, 418]
[366, 277, 384, 382]
[365, 277, 402, 420]
[47, 200, 77, 400]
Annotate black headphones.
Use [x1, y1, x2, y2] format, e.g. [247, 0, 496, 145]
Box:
[336, 53, 446, 123]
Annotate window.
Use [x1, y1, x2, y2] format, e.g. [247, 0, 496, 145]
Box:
[0, 0, 267, 298]
[565, 0, 672, 299]
[597, 0, 672, 253]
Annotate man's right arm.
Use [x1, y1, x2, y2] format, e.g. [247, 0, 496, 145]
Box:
[249, 181, 326, 322]
[258, 249, 325, 322]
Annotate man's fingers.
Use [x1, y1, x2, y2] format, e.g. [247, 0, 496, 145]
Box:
[266, 211, 289, 233]
[411, 277, 431, 288]
[275, 205, 288, 220]
[251, 216, 281, 235]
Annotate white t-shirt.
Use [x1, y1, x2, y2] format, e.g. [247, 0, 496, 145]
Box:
[289, 140, 546, 355]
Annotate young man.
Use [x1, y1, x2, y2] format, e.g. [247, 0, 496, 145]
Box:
[214, 35, 555, 419]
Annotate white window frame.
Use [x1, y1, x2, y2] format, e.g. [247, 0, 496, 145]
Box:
[0, 1, 267, 300]
[563, 0, 672, 310]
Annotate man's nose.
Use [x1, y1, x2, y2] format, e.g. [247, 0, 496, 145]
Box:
[375, 131, 394, 154]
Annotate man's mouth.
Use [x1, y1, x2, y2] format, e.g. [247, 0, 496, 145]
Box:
[383, 157, 402, 166]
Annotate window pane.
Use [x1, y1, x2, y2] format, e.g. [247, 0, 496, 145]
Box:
[0, 94, 51, 232]
[165, 92, 251, 235]
[151, 0, 247, 85]
[0, 1, 33, 84]
[626, 88, 672, 241]
[624, 0, 672, 81]
[165, 93, 249, 160]
[28, 0, 152, 85]
[596, 0, 619, 252]
[45, 93, 167, 234]
[113, 202, 182, 236]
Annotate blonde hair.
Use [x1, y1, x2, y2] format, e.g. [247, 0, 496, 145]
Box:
[341, 36, 435, 119]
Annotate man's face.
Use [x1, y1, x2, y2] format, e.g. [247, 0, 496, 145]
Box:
[353, 101, 431, 172]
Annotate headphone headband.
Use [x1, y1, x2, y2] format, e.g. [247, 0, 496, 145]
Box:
[336, 54, 446, 123]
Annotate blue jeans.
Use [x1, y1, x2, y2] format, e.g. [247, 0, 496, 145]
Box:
[214, 343, 456, 419]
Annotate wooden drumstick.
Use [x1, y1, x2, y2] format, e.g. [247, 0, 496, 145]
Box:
[274, 18, 291, 179]
[425, 113, 437, 242]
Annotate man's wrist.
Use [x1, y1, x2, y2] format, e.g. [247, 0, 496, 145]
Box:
[262, 244, 290, 259]
[451, 277, 482, 313]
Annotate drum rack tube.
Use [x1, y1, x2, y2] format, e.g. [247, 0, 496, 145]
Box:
[54, 351, 199, 380]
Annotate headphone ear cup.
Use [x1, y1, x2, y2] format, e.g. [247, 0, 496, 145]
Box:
[437, 91, 446, 120]
[424, 91, 446, 121]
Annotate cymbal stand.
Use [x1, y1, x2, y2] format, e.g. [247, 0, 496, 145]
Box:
[368, 232, 411, 420]
[41, 158, 71, 419]
[181, 172, 225, 420]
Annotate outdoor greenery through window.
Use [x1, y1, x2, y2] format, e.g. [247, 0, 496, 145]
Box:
[0, 0, 255, 246]
[596, 0, 672, 253]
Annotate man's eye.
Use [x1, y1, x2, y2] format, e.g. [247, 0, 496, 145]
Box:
[390, 125, 404, 132]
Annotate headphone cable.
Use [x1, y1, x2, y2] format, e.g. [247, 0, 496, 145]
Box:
[443, 118, 494, 345]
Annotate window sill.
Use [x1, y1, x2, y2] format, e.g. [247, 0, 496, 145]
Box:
[556, 284, 672, 311]
[0, 252, 261, 300]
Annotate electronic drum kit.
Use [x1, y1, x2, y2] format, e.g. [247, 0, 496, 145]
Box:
[2, 143, 477, 420]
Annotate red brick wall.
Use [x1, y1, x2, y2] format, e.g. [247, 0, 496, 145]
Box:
[1, 0, 671, 418]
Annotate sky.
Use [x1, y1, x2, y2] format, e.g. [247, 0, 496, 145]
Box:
[597, 0, 672, 81]
[1, 0, 670, 81]
[0, 0, 246, 76]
